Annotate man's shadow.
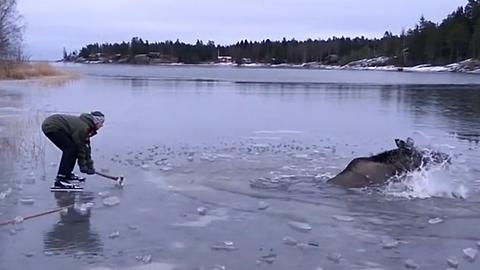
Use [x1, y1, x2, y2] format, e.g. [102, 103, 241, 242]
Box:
[43, 192, 103, 256]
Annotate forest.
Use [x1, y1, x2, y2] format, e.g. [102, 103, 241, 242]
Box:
[68, 1, 480, 66]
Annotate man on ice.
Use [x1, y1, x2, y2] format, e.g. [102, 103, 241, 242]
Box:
[41, 111, 105, 191]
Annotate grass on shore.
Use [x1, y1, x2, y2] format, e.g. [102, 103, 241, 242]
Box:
[0, 62, 64, 80]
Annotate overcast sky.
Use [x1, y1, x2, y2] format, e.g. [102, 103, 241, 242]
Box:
[18, 0, 467, 60]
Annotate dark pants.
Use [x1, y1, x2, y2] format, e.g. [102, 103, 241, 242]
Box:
[43, 130, 78, 177]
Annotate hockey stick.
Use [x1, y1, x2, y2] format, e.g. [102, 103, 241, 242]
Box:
[0, 203, 74, 227]
[95, 171, 125, 186]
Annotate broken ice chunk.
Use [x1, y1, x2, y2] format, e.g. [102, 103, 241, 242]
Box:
[327, 253, 342, 263]
[427, 217, 443, 225]
[463, 248, 478, 262]
[258, 253, 277, 264]
[77, 202, 94, 215]
[197, 207, 207, 216]
[135, 254, 152, 264]
[282, 236, 298, 246]
[20, 197, 35, 205]
[0, 188, 12, 200]
[332, 215, 354, 222]
[447, 257, 459, 268]
[102, 196, 120, 207]
[381, 238, 399, 249]
[211, 241, 237, 251]
[128, 224, 138, 230]
[98, 191, 110, 198]
[405, 259, 419, 269]
[14, 216, 24, 224]
[60, 208, 69, 216]
[109, 231, 120, 239]
[257, 201, 270, 210]
[288, 221, 312, 232]
[23, 252, 35, 258]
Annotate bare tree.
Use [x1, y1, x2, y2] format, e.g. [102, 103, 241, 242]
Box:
[0, 0, 23, 61]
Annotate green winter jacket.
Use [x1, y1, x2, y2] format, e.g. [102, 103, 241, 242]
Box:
[41, 113, 97, 168]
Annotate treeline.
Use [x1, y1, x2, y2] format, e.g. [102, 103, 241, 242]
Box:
[73, 1, 480, 66]
[0, 0, 24, 61]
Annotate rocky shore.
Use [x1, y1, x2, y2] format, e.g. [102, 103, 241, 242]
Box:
[66, 55, 480, 74]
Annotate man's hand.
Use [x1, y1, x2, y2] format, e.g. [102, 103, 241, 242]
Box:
[80, 165, 95, 175]
[85, 167, 95, 175]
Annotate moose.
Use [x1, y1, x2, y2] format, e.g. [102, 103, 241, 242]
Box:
[327, 138, 450, 188]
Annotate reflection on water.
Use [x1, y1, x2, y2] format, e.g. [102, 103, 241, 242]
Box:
[43, 192, 103, 256]
[0, 89, 23, 162]
[399, 85, 480, 132]
[0, 88, 47, 171]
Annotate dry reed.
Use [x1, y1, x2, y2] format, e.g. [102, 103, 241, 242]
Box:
[0, 61, 64, 80]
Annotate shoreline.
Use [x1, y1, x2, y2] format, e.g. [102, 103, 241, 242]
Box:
[60, 60, 480, 74]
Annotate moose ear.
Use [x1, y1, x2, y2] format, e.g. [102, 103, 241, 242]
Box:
[406, 137, 415, 148]
[395, 139, 406, 148]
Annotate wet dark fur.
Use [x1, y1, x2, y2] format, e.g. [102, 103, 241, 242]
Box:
[327, 139, 449, 188]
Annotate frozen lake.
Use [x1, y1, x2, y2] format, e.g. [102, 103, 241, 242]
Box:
[1, 64, 480, 269]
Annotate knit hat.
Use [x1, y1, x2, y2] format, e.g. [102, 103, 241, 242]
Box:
[91, 111, 105, 127]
